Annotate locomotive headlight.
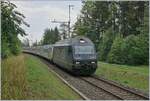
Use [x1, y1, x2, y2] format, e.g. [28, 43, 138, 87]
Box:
[76, 62, 80, 64]
[91, 61, 95, 64]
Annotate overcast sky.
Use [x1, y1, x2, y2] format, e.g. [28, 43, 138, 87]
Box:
[12, 1, 82, 43]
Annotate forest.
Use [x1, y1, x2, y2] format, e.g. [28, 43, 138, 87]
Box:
[1, 1, 149, 65]
[73, 1, 149, 65]
[40, 1, 149, 65]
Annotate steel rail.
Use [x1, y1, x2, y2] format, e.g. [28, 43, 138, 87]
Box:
[80, 77, 124, 100]
[92, 75, 149, 100]
[23, 50, 149, 100]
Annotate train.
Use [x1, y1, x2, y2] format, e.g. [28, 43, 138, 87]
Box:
[24, 36, 98, 75]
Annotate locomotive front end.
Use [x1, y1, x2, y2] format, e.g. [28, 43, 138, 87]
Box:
[72, 38, 97, 75]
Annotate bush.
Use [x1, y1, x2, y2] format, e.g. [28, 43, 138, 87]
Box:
[1, 36, 22, 58]
[10, 38, 22, 55]
[1, 39, 11, 58]
[107, 37, 125, 64]
[108, 33, 149, 65]
[133, 33, 149, 65]
[122, 34, 148, 65]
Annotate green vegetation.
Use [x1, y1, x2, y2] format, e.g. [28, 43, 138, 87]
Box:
[95, 62, 149, 92]
[39, 27, 60, 45]
[74, 1, 149, 65]
[25, 54, 81, 99]
[76, 1, 149, 89]
[1, 1, 149, 98]
[1, 1, 29, 58]
[2, 1, 149, 65]
[2, 54, 81, 100]
[2, 55, 28, 99]
[108, 34, 149, 65]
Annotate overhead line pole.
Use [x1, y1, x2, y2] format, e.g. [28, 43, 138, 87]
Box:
[68, 5, 74, 38]
[51, 5, 74, 39]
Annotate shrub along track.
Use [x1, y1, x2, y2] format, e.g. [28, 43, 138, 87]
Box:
[23, 52, 149, 100]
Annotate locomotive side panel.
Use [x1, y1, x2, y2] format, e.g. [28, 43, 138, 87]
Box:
[53, 45, 73, 71]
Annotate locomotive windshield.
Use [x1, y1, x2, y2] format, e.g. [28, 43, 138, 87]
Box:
[74, 46, 95, 54]
[73, 45, 96, 60]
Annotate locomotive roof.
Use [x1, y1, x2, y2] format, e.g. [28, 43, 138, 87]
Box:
[54, 36, 94, 46]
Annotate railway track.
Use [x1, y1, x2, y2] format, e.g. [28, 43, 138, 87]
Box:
[23, 52, 149, 100]
[41, 60, 121, 100]
[80, 76, 149, 100]
[80, 77, 123, 100]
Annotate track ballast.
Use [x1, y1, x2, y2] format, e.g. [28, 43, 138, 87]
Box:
[23, 51, 149, 100]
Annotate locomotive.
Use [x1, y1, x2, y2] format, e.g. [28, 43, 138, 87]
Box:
[24, 36, 97, 75]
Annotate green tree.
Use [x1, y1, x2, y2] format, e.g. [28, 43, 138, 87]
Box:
[98, 28, 116, 61]
[74, 1, 110, 50]
[73, 1, 148, 65]
[118, 1, 148, 37]
[1, 1, 29, 58]
[107, 37, 124, 64]
[54, 27, 60, 42]
[42, 27, 60, 45]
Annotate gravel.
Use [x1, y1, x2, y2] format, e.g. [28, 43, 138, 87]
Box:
[31, 54, 149, 100]
[40, 58, 121, 100]
[82, 77, 148, 100]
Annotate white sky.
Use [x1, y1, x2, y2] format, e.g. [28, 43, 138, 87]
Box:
[11, 0, 82, 43]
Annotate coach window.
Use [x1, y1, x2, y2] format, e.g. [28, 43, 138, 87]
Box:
[68, 46, 72, 54]
[68, 46, 72, 60]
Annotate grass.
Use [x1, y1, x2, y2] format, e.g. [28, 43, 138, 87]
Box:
[2, 55, 27, 99]
[25, 54, 81, 100]
[95, 62, 149, 93]
[2, 54, 81, 100]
